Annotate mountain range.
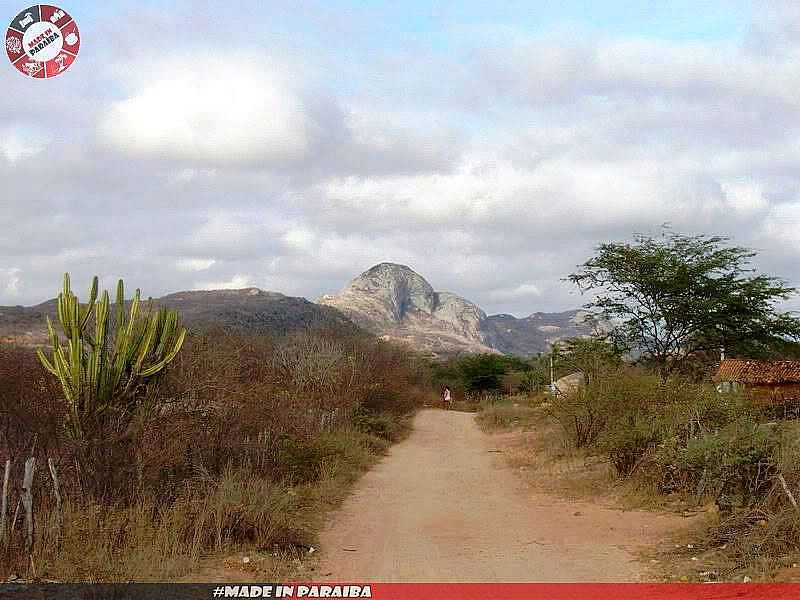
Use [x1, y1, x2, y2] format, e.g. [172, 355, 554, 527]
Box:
[319, 263, 594, 356]
[0, 263, 593, 356]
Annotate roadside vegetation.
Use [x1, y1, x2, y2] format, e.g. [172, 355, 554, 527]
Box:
[0, 275, 434, 582]
[476, 231, 800, 581]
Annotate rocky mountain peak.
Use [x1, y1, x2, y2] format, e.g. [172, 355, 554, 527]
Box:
[350, 262, 436, 319]
[320, 262, 594, 357]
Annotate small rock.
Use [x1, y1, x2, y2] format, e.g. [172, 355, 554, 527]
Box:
[743, 576, 752, 583]
[691, 557, 699, 561]
[687, 544, 694, 549]
[308, 546, 316, 554]
[573, 511, 582, 517]
[242, 556, 251, 564]
[758, 520, 768, 528]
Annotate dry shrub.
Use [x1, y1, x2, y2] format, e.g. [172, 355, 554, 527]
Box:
[0, 328, 431, 581]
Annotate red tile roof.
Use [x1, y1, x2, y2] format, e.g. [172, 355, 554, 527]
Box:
[714, 359, 800, 385]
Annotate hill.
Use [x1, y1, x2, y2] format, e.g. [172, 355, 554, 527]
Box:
[319, 262, 593, 356]
[0, 288, 358, 347]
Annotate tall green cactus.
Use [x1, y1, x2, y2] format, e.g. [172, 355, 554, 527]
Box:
[37, 274, 186, 441]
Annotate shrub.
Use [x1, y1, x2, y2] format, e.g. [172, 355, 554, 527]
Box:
[546, 369, 652, 447]
[599, 420, 661, 477]
[655, 419, 779, 508]
[476, 400, 543, 432]
[0, 324, 431, 581]
[352, 411, 406, 442]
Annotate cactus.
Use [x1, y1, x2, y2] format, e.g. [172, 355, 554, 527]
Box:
[37, 274, 186, 441]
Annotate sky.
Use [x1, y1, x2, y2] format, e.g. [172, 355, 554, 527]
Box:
[2, 0, 800, 316]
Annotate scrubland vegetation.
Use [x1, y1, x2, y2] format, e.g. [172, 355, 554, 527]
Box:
[0, 277, 433, 581]
[479, 371, 800, 580]
[474, 232, 800, 581]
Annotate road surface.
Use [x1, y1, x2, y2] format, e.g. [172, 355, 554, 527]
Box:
[316, 409, 685, 582]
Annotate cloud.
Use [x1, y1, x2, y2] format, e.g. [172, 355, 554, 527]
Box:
[0, 126, 49, 162]
[5, 2, 800, 319]
[175, 258, 216, 272]
[0, 268, 22, 298]
[97, 55, 313, 166]
[489, 283, 542, 302]
[195, 274, 255, 290]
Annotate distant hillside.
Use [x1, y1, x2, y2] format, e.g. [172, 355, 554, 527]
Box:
[319, 262, 594, 357]
[1, 268, 594, 356]
[0, 288, 358, 347]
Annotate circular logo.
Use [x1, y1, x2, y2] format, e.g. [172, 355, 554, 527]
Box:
[6, 5, 80, 78]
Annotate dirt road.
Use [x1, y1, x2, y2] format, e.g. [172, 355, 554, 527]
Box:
[316, 409, 688, 582]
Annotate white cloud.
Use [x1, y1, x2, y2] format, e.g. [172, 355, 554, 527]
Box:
[0, 127, 49, 162]
[195, 274, 254, 290]
[489, 283, 542, 301]
[6, 4, 800, 318]
[0, 268, 21, 297]
[722, 181, 769, 216]
[762, 202, 800, 251]
[175, 258, 216, 272]
[98, 55, 312, 165]
[283, 227, 316, 251]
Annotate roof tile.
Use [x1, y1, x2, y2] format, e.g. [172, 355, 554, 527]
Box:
[714, 359, 800, 385]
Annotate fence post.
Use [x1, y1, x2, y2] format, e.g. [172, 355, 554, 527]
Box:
[0, 459, 10, 545]
[22, 457, 35, 554]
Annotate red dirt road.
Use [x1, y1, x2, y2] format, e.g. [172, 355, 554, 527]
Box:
[316, 409, 689, 582]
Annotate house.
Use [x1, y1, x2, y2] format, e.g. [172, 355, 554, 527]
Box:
[713, 358, 800, 404]
[552, 372, 585, 396]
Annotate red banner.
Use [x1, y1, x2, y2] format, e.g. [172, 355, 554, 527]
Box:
[288, 583, 800, 600]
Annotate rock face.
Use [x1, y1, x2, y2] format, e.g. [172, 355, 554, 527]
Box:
[320, 262, 593, 356]
[319, 263, 492, 355]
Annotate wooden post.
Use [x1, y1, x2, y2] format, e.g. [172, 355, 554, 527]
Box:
[48, 458, 62, 536]
[0, 459, 10, 545]
[22, 457, 35, 554]
[778, 473, 799, 511]
[10, 498, 20, 539]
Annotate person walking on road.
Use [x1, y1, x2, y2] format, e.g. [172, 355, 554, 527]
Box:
[442, 386, 453, 410]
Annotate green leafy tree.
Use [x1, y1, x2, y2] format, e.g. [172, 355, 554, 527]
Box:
[457, 354, 509, 393]
[568, 231, 800, 380]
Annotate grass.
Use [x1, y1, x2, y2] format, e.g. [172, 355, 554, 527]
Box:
[7, 427, 396, 582]
[474, 383, 800, 582]
[475, 394, 547, 432]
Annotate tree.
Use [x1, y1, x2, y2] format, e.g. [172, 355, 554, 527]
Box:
[552, 336, 624, 385]
[568, 231, 800, 380]
[457, 354, 509, 393]
[37, 274, 186, 498]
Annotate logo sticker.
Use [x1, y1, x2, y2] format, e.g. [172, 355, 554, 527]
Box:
[6, 4, 79, 78]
